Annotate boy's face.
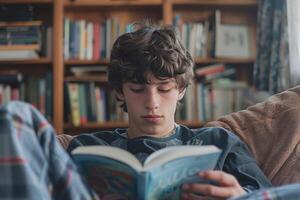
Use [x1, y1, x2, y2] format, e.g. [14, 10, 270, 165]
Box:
[117, 75, 185, 138]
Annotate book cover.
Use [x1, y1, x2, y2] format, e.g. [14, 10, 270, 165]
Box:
[72, 145, 221, 200]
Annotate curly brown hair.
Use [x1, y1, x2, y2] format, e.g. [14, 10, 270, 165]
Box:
[108, 23, 194, 111]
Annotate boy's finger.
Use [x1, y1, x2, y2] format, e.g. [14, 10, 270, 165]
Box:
[182, 183, 236, 198]
[199, 170, 239, 186]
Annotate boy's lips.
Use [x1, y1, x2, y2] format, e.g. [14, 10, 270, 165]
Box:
[141, 115, 163, 122]
[142, 115, 163, 118]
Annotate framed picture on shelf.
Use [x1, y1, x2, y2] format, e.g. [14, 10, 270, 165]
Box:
[214, 9, 251, 58]
[215, 23, 251, 58]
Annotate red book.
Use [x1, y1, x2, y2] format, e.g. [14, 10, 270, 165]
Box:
[93, 22, 100, 60]
[195, 63, 225, 77]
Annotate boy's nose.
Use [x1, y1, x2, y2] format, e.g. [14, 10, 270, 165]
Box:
[145, 90, 159, 110]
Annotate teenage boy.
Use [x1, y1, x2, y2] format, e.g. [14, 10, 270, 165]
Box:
[67, 24, 272, 199]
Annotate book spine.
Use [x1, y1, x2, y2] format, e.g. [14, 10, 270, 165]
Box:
[137, 172, 147, 200]
[68, 83, 80, 126]
[64, 17, 70, 60]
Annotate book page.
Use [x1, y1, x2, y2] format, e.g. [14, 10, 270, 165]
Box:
[145, 149, 221, 200]
[72, 145, 143, 171]
[144, 145, 220, 170]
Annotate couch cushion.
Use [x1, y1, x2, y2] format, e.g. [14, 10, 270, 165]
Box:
[204, 86, 300, 186]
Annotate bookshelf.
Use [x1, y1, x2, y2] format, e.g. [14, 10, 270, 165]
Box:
[0, 1, 54, 124]
[0, 0, 258, 134]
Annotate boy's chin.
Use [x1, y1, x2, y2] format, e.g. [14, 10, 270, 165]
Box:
[140, 126, 174, 138]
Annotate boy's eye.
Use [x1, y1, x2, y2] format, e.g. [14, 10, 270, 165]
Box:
[130, 88, 144, 93]
[158, 88, 171, 93]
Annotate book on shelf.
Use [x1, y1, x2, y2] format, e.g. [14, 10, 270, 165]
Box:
[70, 66, 107, 76]
[209, 79, 247, 119]
[0, 21, 42, 47]
[72, 145, 221, 200]
[67, 83, 81, 126]
[176, 77, 248, 122]
[0, 5, 35, 22]
[0, 71, 52, 119]
[174, 9, 253, 59]
[0, 50, 39, 60]
[64, 17, 134, 60]
[0, 72, 23, 85]
[195, 63, 236, 83]
[66, 82, 126, 125]
[0, 20, 49, 60]
[194, 63, 226, 77]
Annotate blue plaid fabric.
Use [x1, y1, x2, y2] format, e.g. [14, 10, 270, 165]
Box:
[232, 183, 300, 200]
[0, 101, 96, 200]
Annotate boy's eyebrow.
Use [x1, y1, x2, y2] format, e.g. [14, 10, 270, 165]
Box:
[151, 80, 176, 85]
[129, 79, 176, 85]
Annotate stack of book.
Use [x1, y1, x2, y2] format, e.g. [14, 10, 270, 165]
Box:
[0, 21, 43, 60]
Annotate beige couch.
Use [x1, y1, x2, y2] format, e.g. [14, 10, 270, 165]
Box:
[57, 86, 300, 186]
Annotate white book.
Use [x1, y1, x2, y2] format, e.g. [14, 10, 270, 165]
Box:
[79, 20, 86, 60]
[0, 50, 39, 60]
[64, 17, 70, 60]
[86, 22, 93, 60]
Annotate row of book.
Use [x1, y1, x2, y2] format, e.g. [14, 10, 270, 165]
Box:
[64, 79, 247, 125]
[177, 78, 247, 122]
[174, 10, 252, 59]
[65, 82, 128, 126]
[65, 62, 247, 125]
[174, 18, 211, 58]
[0, 72, 52, 121]
[0, 21, 42, 46]
[0, 21, 52, 60]
[64, 17, 133, 61]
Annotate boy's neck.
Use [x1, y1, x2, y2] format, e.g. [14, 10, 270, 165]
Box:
[127, 125, 177, 139]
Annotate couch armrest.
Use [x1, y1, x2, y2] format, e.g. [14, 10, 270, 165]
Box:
[205, 86, 300, 186]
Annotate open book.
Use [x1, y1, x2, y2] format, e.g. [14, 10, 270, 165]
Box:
[72, 145, 221, 200]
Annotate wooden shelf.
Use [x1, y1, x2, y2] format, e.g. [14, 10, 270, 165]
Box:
[194, 57, 255, 64]
[65, 75, 108, 82]
[0, 57, 52, 65]
[65, 59, 109, 65]
[0, 0, 52, 3]
[172, 0, 258, 6]
[0, 45, 40, 51]
[64, 0, 162, 7]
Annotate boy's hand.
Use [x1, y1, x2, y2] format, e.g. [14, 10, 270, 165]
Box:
[181, 170, 246, 200]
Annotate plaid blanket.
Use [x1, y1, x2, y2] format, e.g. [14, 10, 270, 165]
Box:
[232, 183, 300, 200]
[0, 101, 96, 200]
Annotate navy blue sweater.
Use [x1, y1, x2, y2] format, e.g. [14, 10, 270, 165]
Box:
[67, 125, 272, 192]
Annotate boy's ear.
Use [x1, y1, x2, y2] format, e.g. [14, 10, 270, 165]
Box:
[116, 91, 125, 101]
[178, 88, 186, 101]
